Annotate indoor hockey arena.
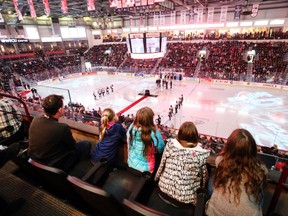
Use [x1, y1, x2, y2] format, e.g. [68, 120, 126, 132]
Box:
[0, 0, 288, 215]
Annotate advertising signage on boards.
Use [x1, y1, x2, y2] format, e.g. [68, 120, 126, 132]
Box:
[0, 38, 29, 43]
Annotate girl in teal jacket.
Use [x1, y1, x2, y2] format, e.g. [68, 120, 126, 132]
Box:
[127, 107, 165, 173]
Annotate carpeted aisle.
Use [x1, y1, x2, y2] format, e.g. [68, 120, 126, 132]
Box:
[0, 169, 86, 216]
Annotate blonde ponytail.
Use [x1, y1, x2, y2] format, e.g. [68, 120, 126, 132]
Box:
[99, 108, 116, 141]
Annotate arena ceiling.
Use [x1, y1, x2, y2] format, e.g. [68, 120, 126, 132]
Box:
[0, 0, 272, 20]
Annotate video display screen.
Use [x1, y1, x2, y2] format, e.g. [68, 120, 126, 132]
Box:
[128, 32, 166, 55]
[130, 38, 144, 53]
[146, 37, 160, 53]
[127, 32, 167, 59]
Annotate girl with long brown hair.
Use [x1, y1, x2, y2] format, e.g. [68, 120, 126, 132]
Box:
[127, 107, 165, 173]
[206, 128, 267, 216]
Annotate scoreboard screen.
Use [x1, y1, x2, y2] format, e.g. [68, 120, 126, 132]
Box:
[127, 32, 167, 59]
[131, 38, 144, 53]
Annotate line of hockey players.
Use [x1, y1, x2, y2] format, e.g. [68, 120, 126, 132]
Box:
[156, 78, 173, 89]
[168, 94, 184, 120]
[93, 84, 114, 100]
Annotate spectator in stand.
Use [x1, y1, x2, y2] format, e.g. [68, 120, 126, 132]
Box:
[155, 121, 210, 208]
[98, 107, 102, 115]
[28, 94, 92, 172]
[270, 144, 279, 156]
[124, 114, 133, 127]
[0, 95, 24, 146]
[206, 128, 267, 216]
[3, 40, 287, 87]
[127, 107, 165, 173]
[91, 108, 126, 165]
[156, 115, 161, 126]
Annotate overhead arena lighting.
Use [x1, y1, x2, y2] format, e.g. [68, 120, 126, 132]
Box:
[226, 22, 239, 27]
[240, 21, 253, 27]
[254, 20, 269, 26]
[270, 19, 285, 25]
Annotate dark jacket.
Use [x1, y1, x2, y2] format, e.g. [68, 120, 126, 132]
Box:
[28, 116, 76, 165]
[91, 122, 126, 164]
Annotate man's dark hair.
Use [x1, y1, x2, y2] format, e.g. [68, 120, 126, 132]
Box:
[42, 94, 64, 115]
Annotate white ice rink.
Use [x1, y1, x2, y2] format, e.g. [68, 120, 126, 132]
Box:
[34, 74, 288, 150]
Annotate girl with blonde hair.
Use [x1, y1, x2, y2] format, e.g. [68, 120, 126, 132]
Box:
[127, 107, 165, 173]
[91, 108, 126, 164]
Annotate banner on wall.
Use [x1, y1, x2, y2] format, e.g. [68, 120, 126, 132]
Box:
[159, 13, 165, 26]
[122, 0, 127, 8]
[27, 0, 37, 18]
[61, 0, 68, 14]
[251, 3, 259, 18]
[220, 6, 228, 22]
[188, 8, 194, 23]
[153, 13, 159, 26]
[116, 0, 122, 8]
[43, 0, 50, 16]
[180, 10, 186, 24]
[127, 0, 135, 7]
[234, 5, 242, 21]
[12, 0, 23, 21]
[197, 7, 203, 23]
[147, 0, 154, 5]
[135, 0, 141, 6]
[207, 7, 214, 23]
[109, 0, 117, 7]
[129, 15, 134, 27]
[139, 15, 143, 26]
[141, 0, 147, 6]
[170, 11, 176, 25]
[87, 0, 95, 11]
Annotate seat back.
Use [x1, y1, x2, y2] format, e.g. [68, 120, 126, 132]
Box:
[257, 152, 278, 170]
[28, 158, 69, 194]
[67, 175, 125, 216]
[194, 188, 209, 216]
[11, 149, 43, 185]
[28, 158, 89, 211]
[122, 199, 168, 216]
[267, 160, 288, 214]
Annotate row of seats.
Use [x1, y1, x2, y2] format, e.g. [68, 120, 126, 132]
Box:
[12, 148, 208, 216]
[25, 150, 287, 215]
[3, 111, 286, 216]
[2, 116, 287, 216]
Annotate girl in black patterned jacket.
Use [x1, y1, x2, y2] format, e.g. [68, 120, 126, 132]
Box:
[155, 121, 210, 207]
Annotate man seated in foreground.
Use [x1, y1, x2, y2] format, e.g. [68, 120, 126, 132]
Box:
[28, 94, 91, 172]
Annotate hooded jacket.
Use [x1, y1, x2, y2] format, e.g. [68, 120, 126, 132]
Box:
[155, 138, 210, 205]
[127, 124, 165, 173]
[91, 122, 126, 164]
